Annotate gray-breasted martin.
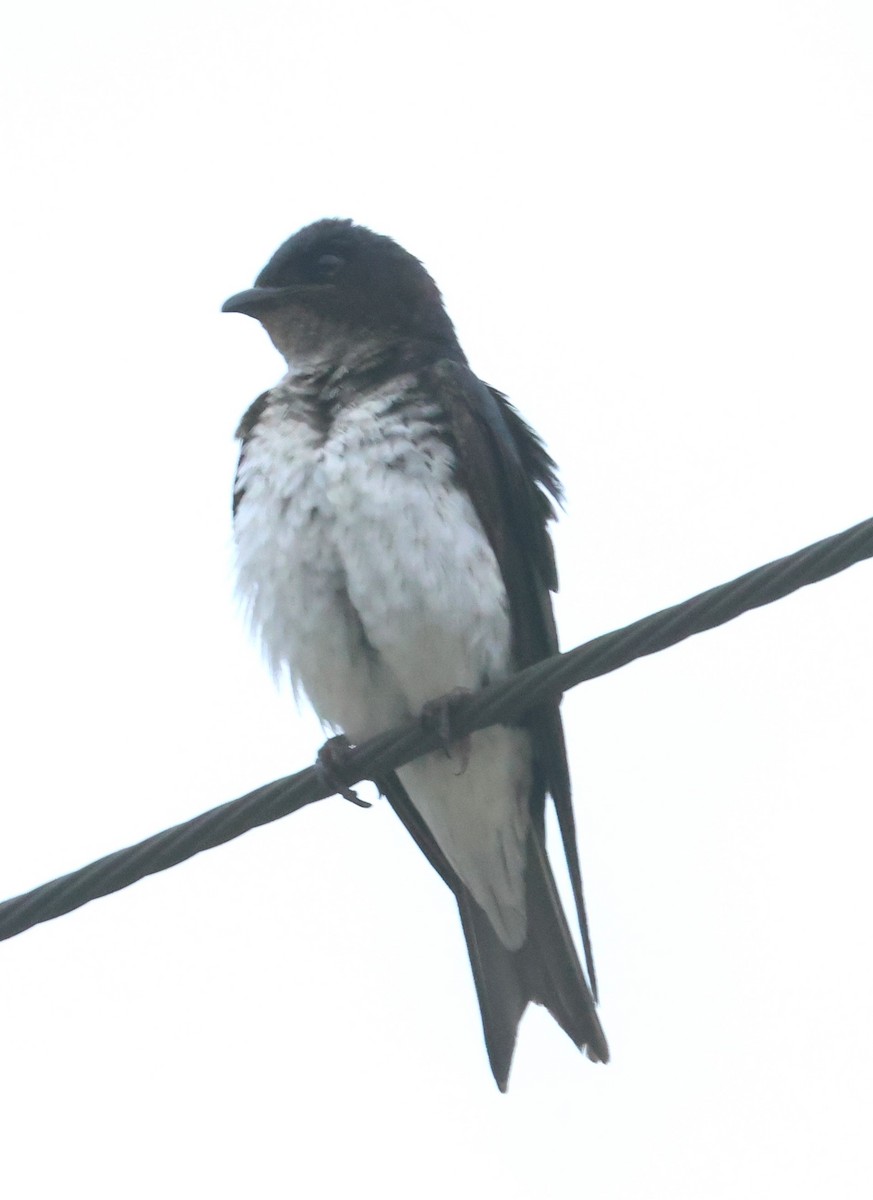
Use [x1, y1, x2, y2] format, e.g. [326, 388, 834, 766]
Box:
[223, 219, 608, 1089]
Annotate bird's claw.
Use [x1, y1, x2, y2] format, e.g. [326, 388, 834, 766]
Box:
[420, 688, 473, 775]
[315, 735, 371, 808]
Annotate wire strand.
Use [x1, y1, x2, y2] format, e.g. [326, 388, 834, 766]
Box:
[1, 513, 871, 944]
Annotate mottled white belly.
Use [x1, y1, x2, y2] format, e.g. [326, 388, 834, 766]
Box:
[234, 384, 532, 946]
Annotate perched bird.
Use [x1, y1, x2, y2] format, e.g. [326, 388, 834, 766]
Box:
[223, 219, 608, 1089]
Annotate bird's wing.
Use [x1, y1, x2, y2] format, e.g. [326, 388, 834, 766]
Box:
[426, 360, 598, 998]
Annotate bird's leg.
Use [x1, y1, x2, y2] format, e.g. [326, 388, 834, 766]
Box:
[420, 687, 473, 775]
[315, 735, 372, 808]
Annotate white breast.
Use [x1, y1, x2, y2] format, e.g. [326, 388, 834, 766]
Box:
[234, 380, 532, 947]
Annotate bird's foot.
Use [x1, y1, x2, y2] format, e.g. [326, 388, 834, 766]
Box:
[420, 688, 473, 775]
[315, 735, 372, 808]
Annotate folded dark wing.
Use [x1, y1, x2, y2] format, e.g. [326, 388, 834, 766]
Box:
[425, 360, 597, 998]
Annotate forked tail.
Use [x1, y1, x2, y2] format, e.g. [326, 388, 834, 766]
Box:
[457, 827, 608, 1090]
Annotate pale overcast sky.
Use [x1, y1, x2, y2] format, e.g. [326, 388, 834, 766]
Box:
[2, 3, 871, 1197]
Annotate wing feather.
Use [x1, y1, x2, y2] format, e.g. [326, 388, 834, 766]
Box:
[429, 361, 598, 998]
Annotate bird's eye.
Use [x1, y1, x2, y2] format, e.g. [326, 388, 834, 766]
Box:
[315, 253, 344, 278]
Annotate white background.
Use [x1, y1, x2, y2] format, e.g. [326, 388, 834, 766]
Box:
[1, 3, 871, 1196]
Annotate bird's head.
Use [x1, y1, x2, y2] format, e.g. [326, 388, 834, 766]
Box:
[222, 219, 460, 369]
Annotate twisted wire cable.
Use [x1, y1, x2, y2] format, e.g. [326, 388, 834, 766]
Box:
[1, 514, 871, 944]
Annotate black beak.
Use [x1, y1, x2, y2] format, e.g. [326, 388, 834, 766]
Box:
[221, 285, 295, 317]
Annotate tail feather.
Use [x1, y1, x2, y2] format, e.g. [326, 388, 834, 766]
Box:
[378, 770, 607, 1091]
[458, 828, 608, 1091]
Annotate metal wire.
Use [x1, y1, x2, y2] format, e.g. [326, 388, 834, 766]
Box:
[1, 513, 871, 944]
